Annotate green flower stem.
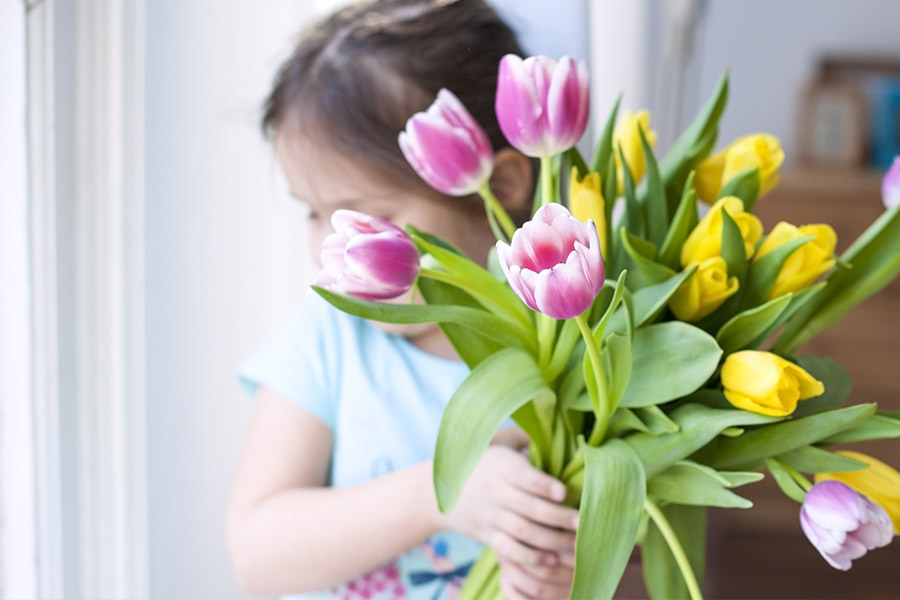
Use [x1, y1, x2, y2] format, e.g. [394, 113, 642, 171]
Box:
[537, 313, 557, 369]
[574, 313, 611, 444]
[479, 183, 517, 240]
[781, 461, 814, 492]
[418, 267, 535, 337]
[481, 196, 507, 242]
[644, 497, 704, 600]
[540, 156, 554, 207]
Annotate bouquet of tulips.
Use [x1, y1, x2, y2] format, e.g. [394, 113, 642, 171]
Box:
[314, 53, 900, 599]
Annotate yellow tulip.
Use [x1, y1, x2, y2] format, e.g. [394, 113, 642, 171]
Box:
[680, 196, 763, 267]
[816, 451, 900, 535]
[669, 257, 739, 321]
[614, 110, 656, 194]
[569, 167, 607, 256]
[754, 222, 837, 299]
[721, 350, 824, 417]
[694, 134, 785, 203]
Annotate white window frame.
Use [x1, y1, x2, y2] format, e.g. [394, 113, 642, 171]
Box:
[22, 0, 149, 597]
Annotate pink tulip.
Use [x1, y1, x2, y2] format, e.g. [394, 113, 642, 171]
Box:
[800, 480, 893, 571]
[883, 156, 900, 210]
[399, 88, 494, 196]
[316, 210, 420, 301]
[495, 54, 590, 157]
[496, 204, 604, 319]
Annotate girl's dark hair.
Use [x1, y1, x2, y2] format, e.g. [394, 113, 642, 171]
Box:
[262, 0, 525, 196]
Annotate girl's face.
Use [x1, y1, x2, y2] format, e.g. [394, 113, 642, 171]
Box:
[275, 128, 495, 350]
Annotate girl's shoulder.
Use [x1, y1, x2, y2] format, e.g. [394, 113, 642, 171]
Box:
[236, 292, 362, 430]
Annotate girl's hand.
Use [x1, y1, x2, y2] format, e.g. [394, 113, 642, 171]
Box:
[498, 553, 575, 600]
[436, 431, 579, 568]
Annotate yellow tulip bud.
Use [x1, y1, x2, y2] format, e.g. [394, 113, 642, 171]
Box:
[721, 350, 824, 416]
[569, 168, 607, 256]
[669, 257, 739, 321]
[693, 150, 726, 204]
[614, 110, 656, 195]
[694, 134, 785, 203]
[754, 222, 837, 299]
[816, 451, 900, 535]
[680, 196, 763, 267]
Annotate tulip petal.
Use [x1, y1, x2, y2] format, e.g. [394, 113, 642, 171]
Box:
[884, 156, 900, 210]
[532, 263, 592, 319]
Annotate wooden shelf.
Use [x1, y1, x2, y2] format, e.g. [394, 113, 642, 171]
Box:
[706, 168, 900, 599]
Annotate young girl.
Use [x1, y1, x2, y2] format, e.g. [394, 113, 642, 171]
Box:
[227, 2, 579, 599]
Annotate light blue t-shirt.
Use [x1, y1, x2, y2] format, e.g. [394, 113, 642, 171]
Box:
[238, 293, 483, 600]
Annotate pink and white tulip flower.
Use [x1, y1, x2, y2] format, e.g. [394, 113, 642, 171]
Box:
[800, 480, 893, 571]
[496, 204, 604, 320]
[399, 88, 494, 196]
[883, 156, 900, 210]
[495, 54, 590, 157]
[316, 210, 420, 301]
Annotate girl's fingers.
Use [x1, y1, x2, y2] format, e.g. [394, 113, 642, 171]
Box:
[497, 510, 576, 553]
[498, 555, 575, 585]
[491, 531, 557, 567]
[500, 576, 532, 600]
[491, 426, 531, 450]
[557, 549, 576, 568]
[500, 558, 574, 599]
[504, 454, 569, 503]
[503, 484, 580, 532]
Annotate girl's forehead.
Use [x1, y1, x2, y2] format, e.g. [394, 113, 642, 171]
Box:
[275, 129, 396, 203]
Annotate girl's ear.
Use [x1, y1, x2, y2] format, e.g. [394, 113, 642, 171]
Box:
[489, 148, 534, 218]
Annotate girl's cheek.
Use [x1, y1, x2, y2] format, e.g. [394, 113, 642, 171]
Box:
[306, 219, 330, 268]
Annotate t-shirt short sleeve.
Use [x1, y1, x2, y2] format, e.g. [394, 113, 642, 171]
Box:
[237, 294, 340, 431]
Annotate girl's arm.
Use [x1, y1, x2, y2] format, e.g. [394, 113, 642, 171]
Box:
[227, 389, 578, 597]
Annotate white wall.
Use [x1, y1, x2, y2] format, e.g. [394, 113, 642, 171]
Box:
[144, 2, 315, 598]
[688, 0, 900, 162]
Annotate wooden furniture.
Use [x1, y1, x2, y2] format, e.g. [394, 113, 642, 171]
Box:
[615, 168, 900, 599]
[706, 168, 900, 599]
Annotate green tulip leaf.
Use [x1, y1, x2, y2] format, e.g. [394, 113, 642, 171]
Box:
[648, 460, 753, 508]
[605, 332, 633, 410]
[791, 355, 852, 418]
[592, 93, 622, 174]
[416, 278, 504, 368]
[620, 322, 722, 408]
[741, 235, 815, 309]
[659, 172, 700, 269]
[718, 470, 765, 487]
[620, 229, 675, 289]
[608, 267, 696, 335]
[720, 208, 749, 286]
[608, 407, 652, 437]
[642, 504, 707, 600]
[704, 403, 877, 471]
[313, 286, 534, 356]
[619, 146, 648, 239]
[412, 233, 535, 332]
[433, 348, 554, 513]
[636, 405, 680, 435]
[625, 403, 779, 478]
[717, 166, 761, 211]
[776, 202, 900, 354]
[572, 440, 646, 600]
[638, 124, 668, 248]
[658, 72, 729, 212]
[777, 445, 867, 474]
[715, 293, 792, 354]
[764, 458, 808, 504]
[817, 414, 900, 444]
[745, 281, 826, 348]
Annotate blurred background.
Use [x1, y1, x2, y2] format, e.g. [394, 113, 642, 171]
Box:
[1, 0, 898, 598]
